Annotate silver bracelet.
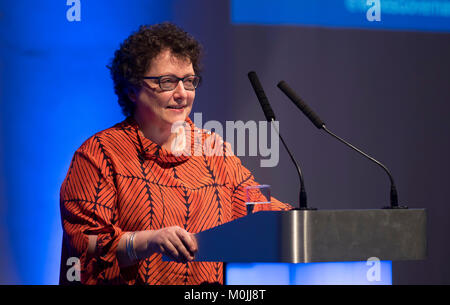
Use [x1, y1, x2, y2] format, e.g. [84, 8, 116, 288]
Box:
[126, 232, 139, 262]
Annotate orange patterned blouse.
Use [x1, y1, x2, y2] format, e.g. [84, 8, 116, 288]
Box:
[59, 117, 291, 285]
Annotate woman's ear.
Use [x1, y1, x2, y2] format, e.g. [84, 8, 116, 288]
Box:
[128, 87, 138, 103]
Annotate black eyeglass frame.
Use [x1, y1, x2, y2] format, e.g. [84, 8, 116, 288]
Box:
[142, 75, 201, 91]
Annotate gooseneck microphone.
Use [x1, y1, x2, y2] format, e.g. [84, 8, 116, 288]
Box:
[277, 80, 406, 209]
[248, 71, 313, 210]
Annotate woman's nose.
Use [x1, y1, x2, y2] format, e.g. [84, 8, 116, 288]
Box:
[173, 80, 188, 99]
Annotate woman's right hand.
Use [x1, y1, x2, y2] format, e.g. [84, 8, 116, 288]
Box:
[139, 226, 198, 263]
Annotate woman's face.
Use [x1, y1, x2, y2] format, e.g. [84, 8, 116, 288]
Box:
[133, 49, 196, 130]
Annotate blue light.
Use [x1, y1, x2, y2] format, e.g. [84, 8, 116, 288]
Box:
[227, 263, 292, 285]
[231, 0, 450, 33]
[226, 261, 392, 285]
[0, 0, 172, 284]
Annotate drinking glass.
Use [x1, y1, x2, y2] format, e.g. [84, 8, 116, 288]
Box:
[244, 184, 271, 215]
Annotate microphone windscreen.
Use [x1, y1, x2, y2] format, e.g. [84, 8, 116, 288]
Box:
[277, 81, 325, 129]
[248, 71, 276, 121]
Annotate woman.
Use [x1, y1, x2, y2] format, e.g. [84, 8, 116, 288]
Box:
[59, 22, 291, 285]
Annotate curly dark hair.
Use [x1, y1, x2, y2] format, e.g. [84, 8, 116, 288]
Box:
[108, 22, 203, 117]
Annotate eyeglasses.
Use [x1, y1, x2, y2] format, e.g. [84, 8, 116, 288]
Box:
[142, 75, 201, 91]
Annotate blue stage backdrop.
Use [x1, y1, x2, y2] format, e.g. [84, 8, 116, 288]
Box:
[0, 0, 172, 284]
[1, 0, 449, 285]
